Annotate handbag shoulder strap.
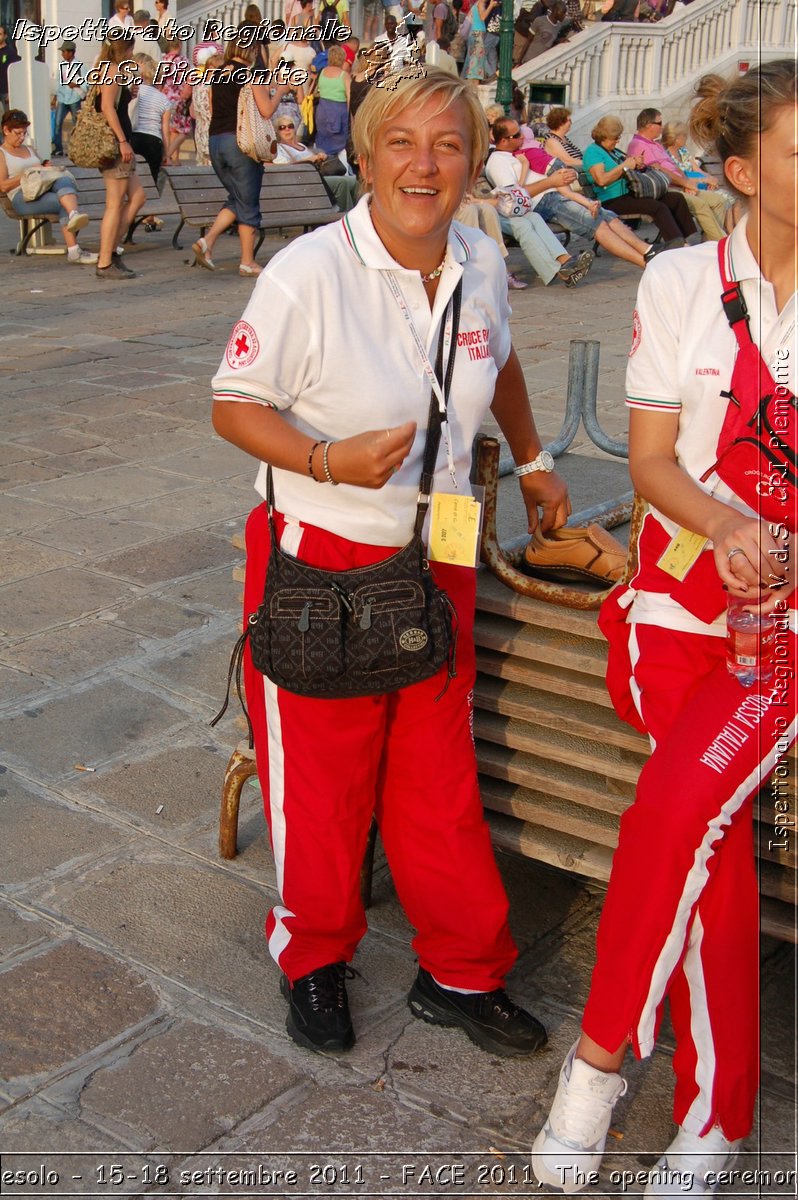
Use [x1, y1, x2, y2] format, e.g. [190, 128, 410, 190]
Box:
[717, 236, 754, 352]
[414, 278, 462, 537]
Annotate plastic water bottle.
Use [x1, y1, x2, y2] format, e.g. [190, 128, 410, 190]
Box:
[726, 597, 775, 687]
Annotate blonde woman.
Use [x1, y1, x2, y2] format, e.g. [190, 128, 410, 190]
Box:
[95, 32, 146, 279]
[211, 69, 568, 1055]
[661, 119, 736, 235]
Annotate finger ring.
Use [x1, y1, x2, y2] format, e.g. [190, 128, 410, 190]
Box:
[727, 547, 746, 561]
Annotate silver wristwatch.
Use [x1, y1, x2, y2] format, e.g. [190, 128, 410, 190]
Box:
[514, 450, 555, 477]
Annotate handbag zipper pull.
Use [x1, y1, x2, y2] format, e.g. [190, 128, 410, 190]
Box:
[330, 581, 354, 614]
[297, 601, 311, 632]
[359, 600, 372, 630]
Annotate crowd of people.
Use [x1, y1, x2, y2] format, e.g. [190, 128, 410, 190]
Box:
[0, 0, 743, 288]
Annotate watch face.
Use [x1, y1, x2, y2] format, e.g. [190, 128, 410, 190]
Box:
[540, 450, 555, 471]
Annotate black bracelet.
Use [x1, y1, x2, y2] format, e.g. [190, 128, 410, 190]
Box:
[307, 440, 323, 480]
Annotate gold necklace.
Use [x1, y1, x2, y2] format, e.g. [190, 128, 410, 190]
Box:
[421, 254, 447, 282]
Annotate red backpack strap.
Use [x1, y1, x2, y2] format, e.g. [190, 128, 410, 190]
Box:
[717, 237, 753, 350]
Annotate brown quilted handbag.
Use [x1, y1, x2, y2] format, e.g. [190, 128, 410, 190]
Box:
[68, 85, 120, 169]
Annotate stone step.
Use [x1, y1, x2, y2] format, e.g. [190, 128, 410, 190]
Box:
[476, 569, 606, 641]
[474, 676, 647, 753]
[475, 647, 614, 707]
[473, 609, 608, 677]
[476, 741, 636, 814]
[480, 776, 620, 848]
[474, 710, 646, 785]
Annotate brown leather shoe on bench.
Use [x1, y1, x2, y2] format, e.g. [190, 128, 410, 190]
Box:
[521, 523, 626, 585]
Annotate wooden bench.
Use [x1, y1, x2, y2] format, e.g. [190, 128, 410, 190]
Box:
[1, 157, 179, 256]
[163, 161, 342, 251]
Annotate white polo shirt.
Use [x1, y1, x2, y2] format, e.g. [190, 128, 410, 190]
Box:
[211, 194, 512, 547]
[625, 214, 797, 634]
[484, 150, 551, 211]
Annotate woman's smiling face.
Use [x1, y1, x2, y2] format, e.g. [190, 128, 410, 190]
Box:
[361, 95, 474, 265]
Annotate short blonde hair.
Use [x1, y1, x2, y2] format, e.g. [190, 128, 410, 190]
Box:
[660, 119, 687, 150]
[591, 114, 623, 144]
[352, 68, 489, 183]
[326, 44, 346, 67]
[134, 51, 157, 82]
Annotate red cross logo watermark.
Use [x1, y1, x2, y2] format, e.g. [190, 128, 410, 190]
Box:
[225, 319, 260, 370]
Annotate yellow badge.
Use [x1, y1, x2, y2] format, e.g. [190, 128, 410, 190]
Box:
[656, 528, 708, 581]
[429, 493, 483, 568]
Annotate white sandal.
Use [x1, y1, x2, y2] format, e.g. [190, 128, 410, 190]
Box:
[238, 263, 262, 277]
[192, 237, 216, 271]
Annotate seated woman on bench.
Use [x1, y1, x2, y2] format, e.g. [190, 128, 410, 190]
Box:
[0, 108, 96, 264]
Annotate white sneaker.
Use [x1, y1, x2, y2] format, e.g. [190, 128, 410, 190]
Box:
[532, 1042, 627, 1193]
[65, 210, 89, 234]
[67, 248, 99, 265]
[644, 1126, 741, 1197]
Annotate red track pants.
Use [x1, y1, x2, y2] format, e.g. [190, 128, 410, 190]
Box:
[242, 502, 518, 989]
[585, 603, 796, 1140]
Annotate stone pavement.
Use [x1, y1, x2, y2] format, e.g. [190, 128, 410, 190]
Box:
[0, 214, 794, 1200]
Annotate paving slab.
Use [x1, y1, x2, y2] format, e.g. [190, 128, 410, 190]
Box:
[107, 594, 211, 639]
[93, 530, 240, 587]
[10, 429, 106, 456]
[0, 1097, 121, 1152]
[136, 628, 243, 703]
[113, 481, 255, 533]
[53, 854, 279, 1024]
[80, 1019, 305, 1152]
[2, 495, 66, 534]
[8, 465, 197, 517]
[148, 441, 254, 481]
[0, 619, 143, 682]
[0, 774, 125, 887]
[0, 940, 160, 1081]
[69, 743, 230, 830]
[0, 568, 136, 638]
[26, 515, 165, 558]
[0, 665, 48, 710]
[1, 680, 191, 781]
[0, 901, 53, 959]
[160, 565, 250, 612]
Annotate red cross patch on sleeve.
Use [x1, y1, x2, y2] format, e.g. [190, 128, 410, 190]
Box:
[629, 309, 642, 357]
[225, 320, 260, 370]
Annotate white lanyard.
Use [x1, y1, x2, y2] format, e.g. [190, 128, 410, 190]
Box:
[383, 270, 458, 488]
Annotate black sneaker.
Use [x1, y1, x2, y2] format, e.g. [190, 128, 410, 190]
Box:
[111, 251, 136, 276]
[408, 967, 547, 1057]
[96, 260, 136, 280]
[644, 237, 685, 262]
[280, 962, 355, 1052]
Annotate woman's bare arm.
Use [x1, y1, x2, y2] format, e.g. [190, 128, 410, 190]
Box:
[212, 399, 416, 488]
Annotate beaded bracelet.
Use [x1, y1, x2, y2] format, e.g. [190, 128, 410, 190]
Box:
[307, 440, 323, 480]
[322, 441, 338, 486]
